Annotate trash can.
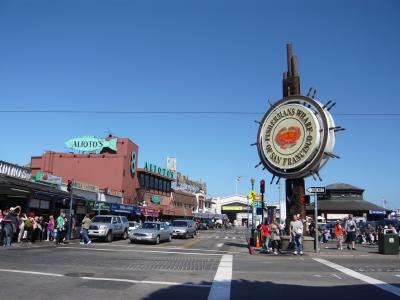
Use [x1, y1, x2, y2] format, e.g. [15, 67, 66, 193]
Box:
[378, 229, 399, 255]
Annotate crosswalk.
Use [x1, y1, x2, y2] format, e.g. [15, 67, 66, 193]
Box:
[197, 235, 240, 240]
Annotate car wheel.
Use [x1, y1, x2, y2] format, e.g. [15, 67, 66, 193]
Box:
[106, 231, 113, 243]
[168, 234, 172, 242]
[122, 230, 128, 240]
[206, 226, 209, 230]
[155, 235, 160, 244]
[130, 239, 135, 244]
[185, 232, 189, 239]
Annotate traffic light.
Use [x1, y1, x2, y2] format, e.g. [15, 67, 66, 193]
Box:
[67, 180, 72, 193]
[260, 179, 265, 194]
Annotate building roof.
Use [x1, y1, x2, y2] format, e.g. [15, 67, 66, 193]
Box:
[325, 182, 364, 192]
[306, 199, 386, 212]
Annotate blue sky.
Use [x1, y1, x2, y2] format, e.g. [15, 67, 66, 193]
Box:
[1, 0, 399, 209]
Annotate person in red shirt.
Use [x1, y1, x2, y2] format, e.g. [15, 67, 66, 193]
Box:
[260, 219, 271, 253]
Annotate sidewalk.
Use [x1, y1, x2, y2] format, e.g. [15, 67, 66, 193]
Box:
[253, 241, 400, 258]
[1, 239, 81, 249]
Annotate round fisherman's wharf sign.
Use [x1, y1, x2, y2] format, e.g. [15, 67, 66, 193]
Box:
[257, 95, 335, 179]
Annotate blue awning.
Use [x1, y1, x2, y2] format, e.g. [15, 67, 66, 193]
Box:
[110, 203, 141, 215]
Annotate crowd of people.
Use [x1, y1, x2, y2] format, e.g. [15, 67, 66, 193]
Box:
[0, 206, 77, 247]
[256, 213, 399, 255]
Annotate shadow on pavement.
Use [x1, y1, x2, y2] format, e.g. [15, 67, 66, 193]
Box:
[142, 279, 400, 300]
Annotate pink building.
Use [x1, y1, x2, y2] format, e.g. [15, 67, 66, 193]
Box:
[31, 137, 139, 204]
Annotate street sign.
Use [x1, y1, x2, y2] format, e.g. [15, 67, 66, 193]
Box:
[307, 187, 325, 193]
[253, 201, 262, 208]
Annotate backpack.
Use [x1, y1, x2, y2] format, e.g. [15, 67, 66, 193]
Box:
[24, 218, 33, 228]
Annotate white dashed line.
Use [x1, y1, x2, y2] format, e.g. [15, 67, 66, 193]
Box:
[313, 258, 400, 297]
[207, 255, 233, 300]
[217, 243, 223, 248]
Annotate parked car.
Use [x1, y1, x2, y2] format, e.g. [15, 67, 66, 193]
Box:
[199, 219, 215, 230]
[88, 215, 129, 242]
[170, 220, 196, 238]
[128, 221, 140, 235]
[129, 222, 172, 244]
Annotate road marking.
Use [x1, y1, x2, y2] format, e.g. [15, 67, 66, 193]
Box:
[217, 243, 223, 248]
[313, 258, 400, 297]
[0, 268, 64, 277]
[215, 236, 219, 239]
[207, 255, 233, 300]
[232, 237, 236, 240]
[107, 244, 230, 253]
[58, 246, 222, 256]
[332, 274, 342, 280]
[224, 236, 228, 239]
[0, 268, 210, 288]
[396, 275, 400, 278]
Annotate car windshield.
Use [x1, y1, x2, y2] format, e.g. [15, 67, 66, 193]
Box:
[91, 216, 112, 223]
[171, 221, 188, 227]
[141, 223, 160, 230]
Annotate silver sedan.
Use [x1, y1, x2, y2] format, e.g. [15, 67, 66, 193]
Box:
[129, 222, 173, 244]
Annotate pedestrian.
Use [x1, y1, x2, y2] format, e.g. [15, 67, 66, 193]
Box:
[56, 211, 66, 244]
[290, 214, 304, 255]
[0, 209, 4, 246]
[345, 214, 357, 250]
[364, 223, 374, 244]
[22, 213, 33, 243]
[279, 221, 286, 236]
[2, 206, 20, 247]
[80, 213, 92, 245]
[387, 224, 398, 234]
[270, 222, 281, 255]
[46, 215, 55, 241]
[334, 220, 345, 250]
[260, 219, 271, 253]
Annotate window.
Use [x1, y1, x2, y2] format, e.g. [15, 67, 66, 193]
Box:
[139, 173, 145, 187]
[155, 178, 159, 191]
[162, 180, 167, 192]
[167, 181, 171, 192]
[150, 176, 155, 189]
[117, 217, 121, 224]
[145, 175, 150, 188]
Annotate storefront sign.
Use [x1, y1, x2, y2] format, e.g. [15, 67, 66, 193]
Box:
[87, 201, 110, 211]
[110, 203, 141, 215]
[151, 195, 163, 204]
[140, 207, 159, 217]
[369, 210, 386, 215]
[176, 172, 206, 193]
[35, 171, 62, 186]
[65, 136, 117, 152]
[72, 180, 99, 193]
[0, 160, 31, 180]
[222, 205, 247, 211]
[257, 96, 336, 179]
[144, 162, 174, 179]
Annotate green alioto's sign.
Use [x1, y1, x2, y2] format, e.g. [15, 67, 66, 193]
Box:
[144, 162, 175, 179]
[65, 136, 117, 152]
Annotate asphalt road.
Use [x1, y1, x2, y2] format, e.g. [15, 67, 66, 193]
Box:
[0, 228, 399, 300]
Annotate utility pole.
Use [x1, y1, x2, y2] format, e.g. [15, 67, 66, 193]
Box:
[67, 180, 73, 240]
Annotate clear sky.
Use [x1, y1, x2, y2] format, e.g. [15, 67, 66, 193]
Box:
[1, 0, 399, 210]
